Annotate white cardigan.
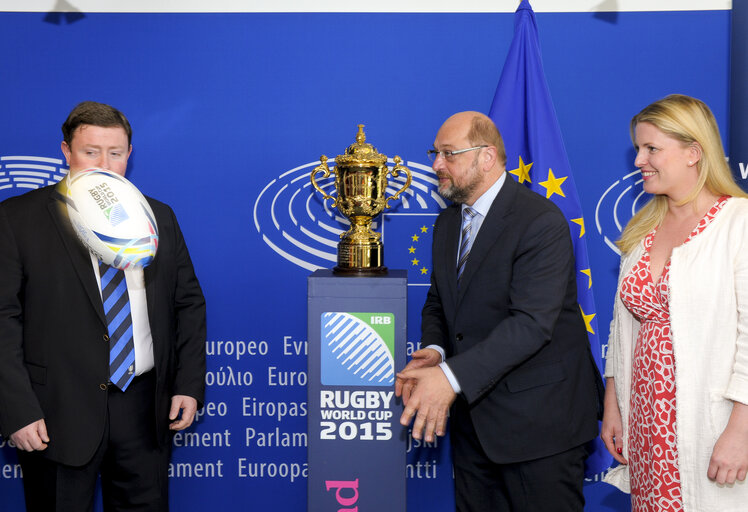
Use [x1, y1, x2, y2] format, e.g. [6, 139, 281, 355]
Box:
[604, 197, 748, 510]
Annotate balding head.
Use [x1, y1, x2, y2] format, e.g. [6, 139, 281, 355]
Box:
[441, 111, 507, 168]
[432, 111, 506, 205]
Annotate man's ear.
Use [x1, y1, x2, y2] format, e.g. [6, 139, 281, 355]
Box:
[61, 141, 71, 165]
[482, 145, 498, 172]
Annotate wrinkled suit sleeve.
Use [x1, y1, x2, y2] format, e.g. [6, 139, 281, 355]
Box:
[0, 204, 44, 436]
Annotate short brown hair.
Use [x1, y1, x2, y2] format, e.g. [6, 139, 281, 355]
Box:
[467, 115, 507, 167]
[61, 101, 132, 146]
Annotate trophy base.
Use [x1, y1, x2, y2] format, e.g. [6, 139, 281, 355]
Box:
[334, 240, 386, 276]
[333, 265, 388, 276]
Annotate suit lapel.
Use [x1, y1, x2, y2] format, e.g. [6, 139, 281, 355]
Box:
[143, 198, 159, 337]
[144, 257, 157, 323]
[457, 175, 518, 298]
[47, 186, 107, 326]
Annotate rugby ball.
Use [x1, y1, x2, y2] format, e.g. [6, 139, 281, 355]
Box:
[62, 168, 158, 269]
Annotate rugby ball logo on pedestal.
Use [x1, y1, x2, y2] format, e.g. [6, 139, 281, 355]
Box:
[63, 168, 158, 269]
[321, 312, 395, 386]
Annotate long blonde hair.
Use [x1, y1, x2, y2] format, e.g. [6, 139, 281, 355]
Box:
[617, 94, 747, 253]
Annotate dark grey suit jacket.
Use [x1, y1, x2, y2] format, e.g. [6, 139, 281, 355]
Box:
[422, 176, 602, 463]
[0, 184, 206, 466]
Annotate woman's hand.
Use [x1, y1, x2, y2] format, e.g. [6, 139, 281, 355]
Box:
[708, 402, 748, 484]
[601, 377, 628, 465]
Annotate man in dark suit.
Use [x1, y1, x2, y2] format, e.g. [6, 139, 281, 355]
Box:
[0, 101, 206, 511]
[396, 111, 601, 511]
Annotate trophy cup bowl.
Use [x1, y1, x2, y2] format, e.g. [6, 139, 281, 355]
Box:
[310, 124, 412, 275]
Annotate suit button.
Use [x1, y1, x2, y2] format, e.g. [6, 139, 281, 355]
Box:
[103, 334, 110, 342]
[100, 383, 108, 391]
[456, 333, 463, 341]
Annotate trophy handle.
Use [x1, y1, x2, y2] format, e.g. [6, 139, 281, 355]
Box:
[310, 155, 337, 208]
[384, 156, 412, 209]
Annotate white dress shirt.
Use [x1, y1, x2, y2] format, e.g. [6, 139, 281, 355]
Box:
[91, 254, 155, 376]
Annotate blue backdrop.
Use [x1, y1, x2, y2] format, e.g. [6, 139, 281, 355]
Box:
[0, 7, 735, 511]
[731, 1, 748, 182]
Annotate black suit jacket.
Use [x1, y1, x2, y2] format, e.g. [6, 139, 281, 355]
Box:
[0, 184, 206, 466]
[422, 176, 601, 463]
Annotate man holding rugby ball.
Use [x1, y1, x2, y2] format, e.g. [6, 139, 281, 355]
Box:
[0, 101, 206, 511]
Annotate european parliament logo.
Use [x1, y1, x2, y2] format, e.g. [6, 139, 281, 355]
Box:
[595, 170, 649, 255]
[253, 159, 445, 285]
[320, 312, 395, 386]
[0, 156, 68, 202]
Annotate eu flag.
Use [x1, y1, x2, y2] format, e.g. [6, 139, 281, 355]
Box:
[382, 212, 439, 287]
[488, 0, 610, 477]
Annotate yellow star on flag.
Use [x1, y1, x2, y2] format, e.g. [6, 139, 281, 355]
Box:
[538, 168, 567, 199]
[509, 156, 533, 184]
[420, 267, 429, 275]
[580, 269, 592, 289]
[571, 218, 585, 238]
[580, 305, 596, 334]
[411, 258, 420, 266]
[411, 234, 420, 242]
[420, 225, 429, 233]
[408, 246, 416, 254]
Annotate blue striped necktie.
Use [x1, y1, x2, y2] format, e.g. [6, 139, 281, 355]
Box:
[457, 207, 477, 287]
[99, 262, 135, 391]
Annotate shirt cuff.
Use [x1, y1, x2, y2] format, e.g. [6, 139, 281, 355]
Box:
[424, 344, 446, 363]
[439, 362, 461, 394]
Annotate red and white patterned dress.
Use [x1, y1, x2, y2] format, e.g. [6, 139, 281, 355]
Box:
[620, 196, 729, 512]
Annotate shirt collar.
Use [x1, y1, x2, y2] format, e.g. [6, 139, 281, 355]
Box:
[462, 171, 507, 218]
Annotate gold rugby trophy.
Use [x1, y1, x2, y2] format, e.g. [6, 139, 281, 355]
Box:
[311, 125, 412, 275]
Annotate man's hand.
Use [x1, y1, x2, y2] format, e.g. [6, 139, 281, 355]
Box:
[395, 348, 441, 406]
[169, 395, 198, 431]
[10, 419, 49, 451]
[397, 366, 455, 443]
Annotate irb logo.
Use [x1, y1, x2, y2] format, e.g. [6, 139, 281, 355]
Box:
[320, 312, 395, 386]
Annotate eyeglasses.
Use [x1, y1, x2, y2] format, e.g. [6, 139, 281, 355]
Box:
[427, 145, 487, 162]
